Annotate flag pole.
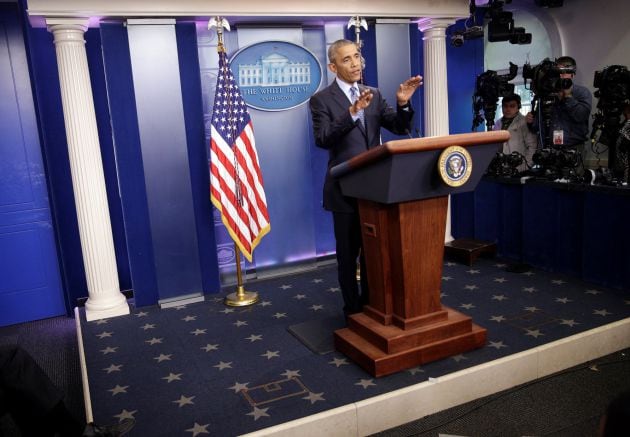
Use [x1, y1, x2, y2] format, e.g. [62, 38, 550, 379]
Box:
[209, 16, 259, 307]
[225, 244, 259, 307]
[347, 16, 367, 84]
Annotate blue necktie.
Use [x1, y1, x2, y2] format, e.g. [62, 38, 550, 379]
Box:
[350, 86, 365, 127]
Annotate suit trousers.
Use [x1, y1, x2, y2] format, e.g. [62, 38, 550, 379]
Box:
[332, 210, 369, 314]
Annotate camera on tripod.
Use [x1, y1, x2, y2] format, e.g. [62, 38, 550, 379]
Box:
[472, 62, 519, 131]
[486, 151, 526, 177]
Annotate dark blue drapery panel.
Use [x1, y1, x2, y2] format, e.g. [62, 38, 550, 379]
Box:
[100, 23, 159, 307]
[175, 22, 221, 294]
[582, 190, 630, 289]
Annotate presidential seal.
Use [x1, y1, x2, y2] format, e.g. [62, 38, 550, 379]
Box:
[438, 145, 472, 187]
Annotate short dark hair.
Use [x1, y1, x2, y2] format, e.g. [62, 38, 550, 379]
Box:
[328, 39, 356, 64]
[556, 56, 577, 68]
[502, 93, 521, 108]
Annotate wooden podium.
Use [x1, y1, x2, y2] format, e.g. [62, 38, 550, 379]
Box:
[331, 131, 509, 377]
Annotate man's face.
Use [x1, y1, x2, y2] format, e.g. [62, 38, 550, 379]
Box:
[558, 63, 575, 80]
[502, 100, 520, 119]
[328, 43, 362, 84]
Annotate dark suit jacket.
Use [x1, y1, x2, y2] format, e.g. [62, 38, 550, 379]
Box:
[309, 80, 414, 212]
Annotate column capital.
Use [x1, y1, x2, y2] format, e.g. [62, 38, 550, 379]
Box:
[416, 17, 457, 33]
[46, 17, 90, 33]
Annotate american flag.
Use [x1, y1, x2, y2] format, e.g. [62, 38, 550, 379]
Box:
[209, 49, 270, 262]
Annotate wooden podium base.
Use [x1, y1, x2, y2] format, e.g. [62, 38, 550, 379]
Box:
[334, 307, 486, 377]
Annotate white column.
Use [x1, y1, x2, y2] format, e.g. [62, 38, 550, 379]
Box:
[47, 18, 130, 321]
[417, 17, 457, 243]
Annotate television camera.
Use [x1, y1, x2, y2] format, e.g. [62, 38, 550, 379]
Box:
[590, 65, 630, 173]
[472, 62, 519, 131]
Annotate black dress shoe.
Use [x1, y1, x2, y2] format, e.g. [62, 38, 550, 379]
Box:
[83, 418, 135, 437]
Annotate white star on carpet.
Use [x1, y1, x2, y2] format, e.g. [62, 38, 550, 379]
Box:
[114, 409, 137, 421]
[247, 407, 270, 420]
[272, 313, 287, 319]
[108, 385, 129, 395]
[173, 305, 187, 310]
[309, 304, 324, 311]
[594, 309, 612, 316]
[525, 306, 540, 312]
[100, 346, 118, 354]
[94, 319, 108, 325]
[145, 337, 163, 345]
[185, 422, 209, 436]
[523, 287, 537, 293]
[233, 320, 248, 327]
[555, 297, 572, 303]
[312, 278, 323, 283]
[329, 357, 349, 367]
[585, 289, 602, 295]
[467, 269, 480, 274]
[464, 285, 478, 290]
[488, 341, 507, 349]
[162, 373, 183, 383]
[281, 369, 301, 379]
[228, 382, 249, 393]
[96, 331, 112, 339]
[173, 395, 195, 408]
[260, 301, 272, 307]
[452, 354, 468, 362]
[460, 303, 475, 309]
[201, 344, 219, 352]
[551, 279, 566, 285]
[246, 334, 263, 342]
[154, 354, 172, 363]
[442, 276, 453, 281]
[220, 308, 235, 314]
[294, 294, 306, 300]
[407, 366, 424, 375]
[355, 379, 376, 389]
[490, 315, 506, 322]
[492, 295, 508, 301]
[190, 329, 207, 336]
[214, 361, 232, 370]
[328, 287, 340, 292]
[494, 263, 507, 268]
[303, 392, 325, 404]
[182, 315, 196, 322]
[103, 364, 122, 373]
[261, 350, 280, 359]
[445, 262, 457, 266]
[560, 319, 579, 327]
[280, 284, 292, 290]
[140, 324, 155, 331]
[494, 277, 507, 283]
[134, 311, 148, 317]
[525, 329, 544, 338]
[522, 271, 535, 276]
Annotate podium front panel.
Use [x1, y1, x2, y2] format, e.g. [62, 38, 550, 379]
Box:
[338, 142, 500, 204]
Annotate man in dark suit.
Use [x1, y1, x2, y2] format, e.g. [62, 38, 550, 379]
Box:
[309, 39, 422, 316]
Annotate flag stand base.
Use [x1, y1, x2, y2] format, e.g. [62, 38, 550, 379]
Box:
[224, 285, 259, 307]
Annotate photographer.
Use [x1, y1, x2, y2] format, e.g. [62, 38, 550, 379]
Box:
[526, 56, 592, 154]
[494, 93, 537, 172]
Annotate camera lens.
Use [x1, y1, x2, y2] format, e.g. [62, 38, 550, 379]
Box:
[560, 78, 573, 89]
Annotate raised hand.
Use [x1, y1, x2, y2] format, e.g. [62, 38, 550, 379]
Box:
[350, 89, 373, 116]
[396, 75, 423, 106]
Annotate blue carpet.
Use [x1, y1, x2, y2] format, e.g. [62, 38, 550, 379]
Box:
[79, 259, 630, 436]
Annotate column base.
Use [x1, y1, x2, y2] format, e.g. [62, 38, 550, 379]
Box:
[85, 300, 130, 322]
